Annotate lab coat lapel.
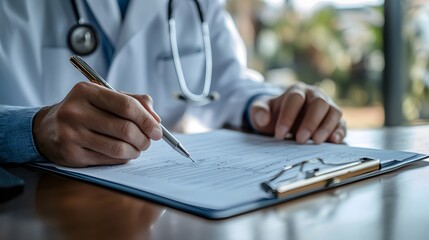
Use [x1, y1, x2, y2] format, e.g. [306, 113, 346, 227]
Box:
[85, 0, 121, 46]
[115, 0, 162, 54]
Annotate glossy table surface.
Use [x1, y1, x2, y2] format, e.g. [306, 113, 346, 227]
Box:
[1, 125, 429, 240]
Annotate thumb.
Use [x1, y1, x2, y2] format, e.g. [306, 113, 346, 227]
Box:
[250, 100, 272, 130]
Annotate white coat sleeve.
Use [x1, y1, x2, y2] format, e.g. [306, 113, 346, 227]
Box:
[187, 0, 282, 129]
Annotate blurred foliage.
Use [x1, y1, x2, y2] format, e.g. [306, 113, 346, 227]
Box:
[404, 2, 429, 122]
[253, 5, 385, 107]
[227, 0, 429, 123]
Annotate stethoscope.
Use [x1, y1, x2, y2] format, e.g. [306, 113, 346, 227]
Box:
[67, 0, 219, 106]
[68, 0, 98, 56]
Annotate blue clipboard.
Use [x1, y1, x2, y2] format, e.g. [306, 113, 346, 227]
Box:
[29, 152, 426, 219]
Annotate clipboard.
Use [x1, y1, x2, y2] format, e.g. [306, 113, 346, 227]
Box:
[29, 130, 428, 219]
[260, 157, 411, 197]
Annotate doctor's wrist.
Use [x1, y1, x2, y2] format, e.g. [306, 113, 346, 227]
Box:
[32, 106, 54, 161]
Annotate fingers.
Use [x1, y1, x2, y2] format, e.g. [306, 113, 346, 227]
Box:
[312, 107, 342, 144]
[295, 99, 330, 143]
[260, 83, 346, 144]
[78, 128, 141, 160]
[77, 82, 162, 141]
[57, 146, 131, 168]
[83, 107, 151, 152]
[80, 149, 131, 167]
[294, 89, 345, 144]
[328, 119, 347, 144]
[274, 86, 306, 140]
[294, 88, 333, 143]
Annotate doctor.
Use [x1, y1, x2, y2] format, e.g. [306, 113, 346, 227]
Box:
[0, 0, 346, 167]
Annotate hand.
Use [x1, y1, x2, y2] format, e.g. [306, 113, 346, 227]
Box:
[249, 83, 346, 144]
[33, 82, 162, 167]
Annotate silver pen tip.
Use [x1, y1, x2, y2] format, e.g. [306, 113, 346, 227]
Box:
[176, 144, 194, 162]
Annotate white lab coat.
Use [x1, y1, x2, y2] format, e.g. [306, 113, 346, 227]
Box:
[0, 0, 280, 131]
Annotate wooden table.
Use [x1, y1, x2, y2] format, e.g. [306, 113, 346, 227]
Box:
[1, 126, 429, 240]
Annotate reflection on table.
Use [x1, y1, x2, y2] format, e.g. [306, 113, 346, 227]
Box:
[35, 174, 164, 240]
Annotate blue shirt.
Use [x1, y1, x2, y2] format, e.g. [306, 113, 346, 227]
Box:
[0, 105, 42, 163]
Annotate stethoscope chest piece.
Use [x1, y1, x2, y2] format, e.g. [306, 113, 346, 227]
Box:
[67, 23, 98, 56]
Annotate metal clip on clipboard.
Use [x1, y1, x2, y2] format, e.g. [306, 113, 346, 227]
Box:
[261, 157, 381, 198]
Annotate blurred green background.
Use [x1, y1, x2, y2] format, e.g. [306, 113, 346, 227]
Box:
[226, 0, 429, 128]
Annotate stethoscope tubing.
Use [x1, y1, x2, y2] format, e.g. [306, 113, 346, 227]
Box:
[167, 0, 217, 105]
[68, 0, 218, 105]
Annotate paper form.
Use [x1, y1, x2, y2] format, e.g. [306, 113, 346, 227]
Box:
[39, 130, 423, 210]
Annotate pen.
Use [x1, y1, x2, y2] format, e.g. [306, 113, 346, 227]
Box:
[69, 55, 194, 162]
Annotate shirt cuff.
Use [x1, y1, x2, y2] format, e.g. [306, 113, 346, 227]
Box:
[0, 106, 43, 163]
